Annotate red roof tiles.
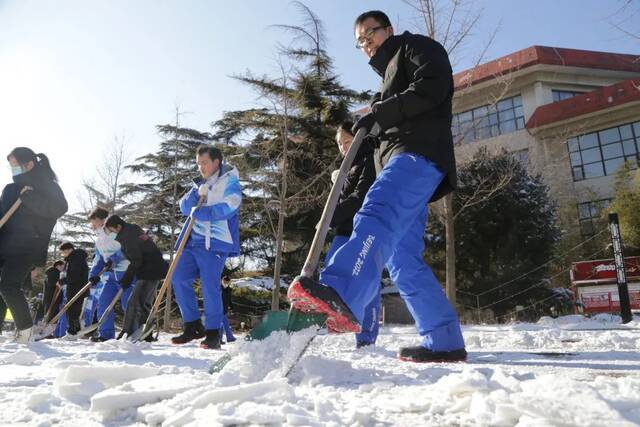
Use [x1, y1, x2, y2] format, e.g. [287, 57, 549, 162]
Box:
[454, 46, 640, 90]
[526, 79, 640, 129]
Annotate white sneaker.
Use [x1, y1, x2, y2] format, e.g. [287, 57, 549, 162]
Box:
[61, 333, 79, 341]
[14, 326, 33, 344]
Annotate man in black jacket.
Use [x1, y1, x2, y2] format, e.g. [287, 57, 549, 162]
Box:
[104, 215, 168, 340]
[59, 242, 89, 337]
[288, 10, 466, 362]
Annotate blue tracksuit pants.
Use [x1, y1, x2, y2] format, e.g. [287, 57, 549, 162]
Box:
[320, 153, 465, 352]
[97, 279, 133, 339]
[221, 315, 235, 341]
[325, 235, 380, 346]
[83, 282, 103, 328]
[173, 239, 227, 330]
[54, 289, 67, 338]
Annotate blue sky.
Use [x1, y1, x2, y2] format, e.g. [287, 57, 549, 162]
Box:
[0, 0, 637, 211]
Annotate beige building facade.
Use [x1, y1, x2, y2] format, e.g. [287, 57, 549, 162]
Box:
[452, 46, 640, 235]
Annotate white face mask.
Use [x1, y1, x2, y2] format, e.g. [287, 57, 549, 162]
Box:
[106, 230, 117, 239]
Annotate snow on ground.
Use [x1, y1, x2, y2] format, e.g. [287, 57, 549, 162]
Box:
[1, 314, 640, 426]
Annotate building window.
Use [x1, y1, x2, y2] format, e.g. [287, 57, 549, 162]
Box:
[452, 95, 525, 144]
[568, 121, 640, 182]
[552, 90, 583, 102]
[577, 199, 612, 236]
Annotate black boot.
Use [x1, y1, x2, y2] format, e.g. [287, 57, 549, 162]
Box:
[200, 329, 221, 350]
[398, 346, 467, 363]
[171, 319, 205, 345]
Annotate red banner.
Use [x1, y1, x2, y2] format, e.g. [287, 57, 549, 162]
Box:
[571, 256, 640, 284]
[578, 289, 640, 313]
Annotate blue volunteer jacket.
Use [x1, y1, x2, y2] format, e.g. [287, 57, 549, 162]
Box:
[89, 227, 130, 283]
[177, 164, 241, 256]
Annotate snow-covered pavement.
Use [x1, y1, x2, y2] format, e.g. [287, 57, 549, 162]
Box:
[1, 314, 640, 426]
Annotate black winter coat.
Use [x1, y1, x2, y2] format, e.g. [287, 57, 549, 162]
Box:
[116, 223, 168, 287]
[44, 266, 61, 288]
[63, 249, 89, 287]
[330, 142, 376, 236]
[0, 167, 68, 265]
[368, 31, 457, 202]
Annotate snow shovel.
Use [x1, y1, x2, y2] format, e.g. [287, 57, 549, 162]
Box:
[78, 288, 123, 337]
[209, 128, 368, 373]
[33, 268, 108, 339]
[42, 285, 62, 324]
[130, 195, 206, 343]
[253, 127, 368, 336]
[0, 198, 22, 229]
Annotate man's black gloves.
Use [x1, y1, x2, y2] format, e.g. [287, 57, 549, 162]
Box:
[364, 135, 380, 150]
[89, 276, 101, 286]
[352, 113, 381, 137]
[104, 259, 113, 271]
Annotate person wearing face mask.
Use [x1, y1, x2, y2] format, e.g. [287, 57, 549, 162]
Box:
[0, 147, 68, 343]
[86, 207, 134, 341]
[104, 214, 167, 340]
[171, 145, 241, 350]
[288, 10, 466, 363]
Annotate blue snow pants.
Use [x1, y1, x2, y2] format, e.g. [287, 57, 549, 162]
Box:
[320, 153, 465, 352]
[97, 280, 133, 339]
[83, 282, 103, 328]
[221, 315, 235, 342]
[54, 289, 67, 338]
[173, 239, 227, 330]
[325, 235, 380, 346]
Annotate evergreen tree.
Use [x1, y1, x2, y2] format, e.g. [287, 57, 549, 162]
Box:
[120, 122, 214, 256]
[211, 2, 368, 273]
[607, 162, 640, 251]
[451, 148, 561, 316]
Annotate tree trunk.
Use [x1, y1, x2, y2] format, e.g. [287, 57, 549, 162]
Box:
[164, 109, 180, 331]
[272, 207, 285, 311]
[443, 193, 456, 307]
[272, 80, 289, 311]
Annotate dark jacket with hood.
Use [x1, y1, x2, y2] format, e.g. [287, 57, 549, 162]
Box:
[63, 249, 89, 288]
[330, 139, 376, 236]
[116, 223, 168, 287]
[0, 167, 68, 266]
[368, 31, 456, 202]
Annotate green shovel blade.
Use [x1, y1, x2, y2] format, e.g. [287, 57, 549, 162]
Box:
[248, 309, 327, 340]
[208, 309, 326, 374]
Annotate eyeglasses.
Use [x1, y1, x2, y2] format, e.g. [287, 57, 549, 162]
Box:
[355, 26, 387, 49]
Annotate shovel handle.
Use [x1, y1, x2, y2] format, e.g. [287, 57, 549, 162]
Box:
[300, 128, 368, 277]
[44, 286, 62, 322]
[135, 195, 206, 340]
[0, 198, 22, 229]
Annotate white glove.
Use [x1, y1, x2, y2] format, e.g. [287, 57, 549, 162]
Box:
[331, 169, 340, 184]
[198, 184, 209, 197]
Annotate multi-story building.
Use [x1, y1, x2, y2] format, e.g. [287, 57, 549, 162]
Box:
[452, 46, 640, 236]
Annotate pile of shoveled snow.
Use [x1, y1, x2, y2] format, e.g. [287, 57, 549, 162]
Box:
[1, 314, 639, 426]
